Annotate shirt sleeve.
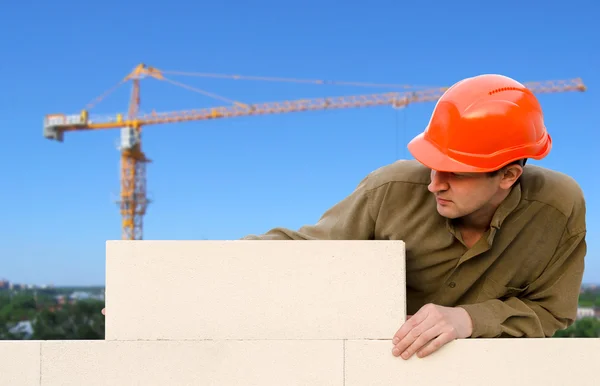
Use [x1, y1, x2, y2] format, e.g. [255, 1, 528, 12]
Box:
[458, 230, 586, 338]
[241, 173, 379, 240]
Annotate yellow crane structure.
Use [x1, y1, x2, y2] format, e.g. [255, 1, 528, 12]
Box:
[42, 64, 587, 240]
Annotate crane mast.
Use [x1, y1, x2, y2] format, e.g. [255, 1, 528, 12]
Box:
[114, 65, 165, 240]
[119, 77, 146, 241]
[42, 64, 588, 240]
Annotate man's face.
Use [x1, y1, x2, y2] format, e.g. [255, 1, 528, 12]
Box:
[427, 169, 506, 219]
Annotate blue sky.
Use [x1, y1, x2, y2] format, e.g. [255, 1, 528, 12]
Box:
[0, 0, 598, 286]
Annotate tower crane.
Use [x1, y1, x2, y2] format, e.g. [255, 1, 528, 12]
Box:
[42, 64, 587, 240]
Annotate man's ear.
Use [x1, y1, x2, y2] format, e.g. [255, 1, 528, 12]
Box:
[499, 164, 523, 189]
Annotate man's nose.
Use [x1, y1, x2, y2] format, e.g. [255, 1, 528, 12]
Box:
[428, 171, 449, 193]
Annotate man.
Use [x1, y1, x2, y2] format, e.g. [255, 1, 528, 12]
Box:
[242, 74, 587, 359]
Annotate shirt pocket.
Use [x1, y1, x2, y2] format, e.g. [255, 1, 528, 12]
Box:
[477, 276, 530, 303]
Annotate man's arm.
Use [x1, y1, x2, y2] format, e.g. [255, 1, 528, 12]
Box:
[458, 230, 586, 338]
[241, 173, 380, 240]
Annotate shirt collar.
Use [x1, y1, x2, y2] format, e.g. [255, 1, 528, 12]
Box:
[490, 182, 522, 230]
[444, 182, 522, 246]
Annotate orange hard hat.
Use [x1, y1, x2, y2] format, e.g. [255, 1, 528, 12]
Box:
[407, 74, 551, 173]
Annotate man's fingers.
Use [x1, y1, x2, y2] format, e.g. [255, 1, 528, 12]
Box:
[392, 311, 426, 344]
[392, 315, 414, 344]
[416, 332, 454, 358]
[391, 304, 464, 359]
[399, 325, 440, 359]
[392, 313, 437, 357]
[101, 308, 105, 316]
[393, 316, 438, 358]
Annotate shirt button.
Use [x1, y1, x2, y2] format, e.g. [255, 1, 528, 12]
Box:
[448, 282, 456, 288]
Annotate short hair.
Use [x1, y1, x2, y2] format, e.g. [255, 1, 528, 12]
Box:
[487, 159, 527, 177]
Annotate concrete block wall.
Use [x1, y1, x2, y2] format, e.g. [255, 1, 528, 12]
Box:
[105, 240, 406, 341]
[1, 240, 599, 385]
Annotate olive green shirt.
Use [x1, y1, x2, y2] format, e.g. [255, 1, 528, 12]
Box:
[243, 160, 587, 338]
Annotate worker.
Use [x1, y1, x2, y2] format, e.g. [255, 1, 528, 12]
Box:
[242, 74, 587, 359]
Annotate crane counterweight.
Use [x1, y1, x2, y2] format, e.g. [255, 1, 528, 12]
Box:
[43, 124, 64, 142]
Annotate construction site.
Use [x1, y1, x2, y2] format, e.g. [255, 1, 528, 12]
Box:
[2, 1, 599, 383]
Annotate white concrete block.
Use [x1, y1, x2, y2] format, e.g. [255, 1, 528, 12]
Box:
[0, 341, 41, 385]
[105, 240, 406, 341]
[344, 338, 600, 386]
[41, 340, 343, 386]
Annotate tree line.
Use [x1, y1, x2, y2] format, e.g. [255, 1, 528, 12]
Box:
[0, 290, 104, 340]
[1, 288, 599, 340]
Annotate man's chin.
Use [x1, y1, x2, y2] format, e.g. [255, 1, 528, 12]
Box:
[436, 206, 460, 219]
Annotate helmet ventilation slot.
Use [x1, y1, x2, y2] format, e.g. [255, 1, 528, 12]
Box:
[488, 87, 524, 95]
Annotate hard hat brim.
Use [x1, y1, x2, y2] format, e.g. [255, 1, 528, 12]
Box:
[407, 132, 492, 173]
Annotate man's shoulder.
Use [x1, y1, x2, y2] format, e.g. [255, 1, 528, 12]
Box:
[363, 159, 431, 191]
[520, 165, 586, 220]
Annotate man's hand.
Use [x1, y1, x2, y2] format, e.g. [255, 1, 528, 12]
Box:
[391, 303, 473, 359]
[101, 308, 105, 316]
